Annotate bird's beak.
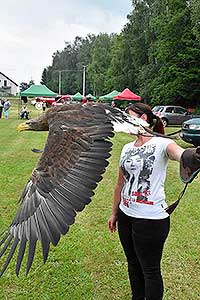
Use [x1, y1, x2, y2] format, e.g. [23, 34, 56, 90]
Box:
[17, 122, 30, 132]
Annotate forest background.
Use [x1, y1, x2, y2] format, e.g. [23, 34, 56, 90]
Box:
[21, 0, 200, 108]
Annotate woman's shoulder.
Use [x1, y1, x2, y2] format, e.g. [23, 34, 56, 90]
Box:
[152, 137, 175, 156]
[123, 141, 135, 150]
[120, 141, 135, 156]
[153, 136, 174, 145]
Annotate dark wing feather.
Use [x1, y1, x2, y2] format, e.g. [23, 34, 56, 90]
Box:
[16, 232, 27, 276]
[0, 104, 113, 276]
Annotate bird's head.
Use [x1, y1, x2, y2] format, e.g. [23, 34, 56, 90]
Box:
[17, 113, 49, 132]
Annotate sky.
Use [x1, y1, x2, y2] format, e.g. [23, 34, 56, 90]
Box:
[0, 0, 132, 86]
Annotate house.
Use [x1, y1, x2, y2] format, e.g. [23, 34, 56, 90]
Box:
[0, 72, 18, 96]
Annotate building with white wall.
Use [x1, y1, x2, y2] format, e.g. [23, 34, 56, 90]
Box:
[0, 72, 18, 96]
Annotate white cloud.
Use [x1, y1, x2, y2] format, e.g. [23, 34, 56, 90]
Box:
[0, 0, 132, 85]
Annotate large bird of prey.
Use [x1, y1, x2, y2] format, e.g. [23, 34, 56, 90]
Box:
[0, 103, 149, 276]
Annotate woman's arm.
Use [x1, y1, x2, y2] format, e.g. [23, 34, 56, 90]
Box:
[108, 167, 125, 232]
[167, 142, 184, 161]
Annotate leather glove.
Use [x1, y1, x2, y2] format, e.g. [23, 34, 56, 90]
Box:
[180, 146, 200, 184]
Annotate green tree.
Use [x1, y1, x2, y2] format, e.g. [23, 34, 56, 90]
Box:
[148, 0, 200, 106]
[19, 80, 35, 92]
[87, 33, 115, 96]
[39, 0, 200, 107]
[41, 35, 96, 95]
[107, 32, 138, 92]
[189, 0, 200, 41]
[40, 68, 47, 85]
[108, 1, 154, 98]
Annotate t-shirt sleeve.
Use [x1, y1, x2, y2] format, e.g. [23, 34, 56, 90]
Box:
[161, 138, 175, 158]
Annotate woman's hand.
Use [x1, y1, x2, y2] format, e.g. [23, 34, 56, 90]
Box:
[108, 167, 124, 233]
[108, 214, 118, 233]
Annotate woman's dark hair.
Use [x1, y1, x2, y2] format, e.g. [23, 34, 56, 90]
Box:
[125, 103, 165, 134]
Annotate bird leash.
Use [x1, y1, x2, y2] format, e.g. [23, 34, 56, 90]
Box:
[165, 183, 188, 215]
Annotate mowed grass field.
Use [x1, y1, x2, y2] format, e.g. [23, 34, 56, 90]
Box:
[0, 100, 199, 300]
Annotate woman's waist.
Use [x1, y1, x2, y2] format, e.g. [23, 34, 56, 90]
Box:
[119, 203, 169, 220]
[121, 194, 166, 205]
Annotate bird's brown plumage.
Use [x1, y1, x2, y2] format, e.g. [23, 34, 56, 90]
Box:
[0, 103, 149, 276]
[0, 103, 117, 276]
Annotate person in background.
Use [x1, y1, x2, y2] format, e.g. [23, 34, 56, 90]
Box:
[0, 98, 5, 118]
[111, 100, 115, 108]
[42, 102, 47, 112]
[3, 99, 11, 119]
[21, 96, 28, 105]
[20, 105, 29, 119]
[108, 102, 185, 300]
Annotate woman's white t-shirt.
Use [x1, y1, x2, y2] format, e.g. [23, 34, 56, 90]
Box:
[119, 137, 174, 220]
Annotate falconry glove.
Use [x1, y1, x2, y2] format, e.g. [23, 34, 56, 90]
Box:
[166, 146, 200, 215]
[180, 146, 200, 184]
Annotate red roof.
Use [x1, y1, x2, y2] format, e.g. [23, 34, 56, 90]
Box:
[113, 88, 141, 100]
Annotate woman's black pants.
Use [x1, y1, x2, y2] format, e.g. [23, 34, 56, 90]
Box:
[117, 209, 170, 300]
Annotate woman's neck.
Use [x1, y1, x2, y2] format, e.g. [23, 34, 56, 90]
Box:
[134, 134, 153, 147]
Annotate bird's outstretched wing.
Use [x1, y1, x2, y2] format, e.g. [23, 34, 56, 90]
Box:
[0, 103, 148, 276]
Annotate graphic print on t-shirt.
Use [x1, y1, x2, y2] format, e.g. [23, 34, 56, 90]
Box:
[121, 144, 156, 207]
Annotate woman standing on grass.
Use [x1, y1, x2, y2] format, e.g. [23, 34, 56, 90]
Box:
[3, 99, 11, 118]
[108, 103, 184, 300]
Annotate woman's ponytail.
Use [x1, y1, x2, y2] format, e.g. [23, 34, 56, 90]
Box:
[153, 116, 165, 134]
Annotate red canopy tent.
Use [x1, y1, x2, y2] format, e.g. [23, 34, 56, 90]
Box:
[113, 88, 141, 100]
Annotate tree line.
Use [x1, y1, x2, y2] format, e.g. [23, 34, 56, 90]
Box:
[38, 0, 200, 107]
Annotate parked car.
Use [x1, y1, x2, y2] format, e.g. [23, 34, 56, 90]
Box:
[180, 118, 200, 146]
[152, 105, 200, 127]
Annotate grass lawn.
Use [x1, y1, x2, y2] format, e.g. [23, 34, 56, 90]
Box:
[0, 99, 199, 300]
